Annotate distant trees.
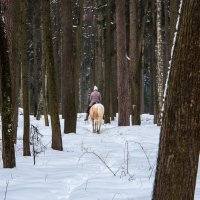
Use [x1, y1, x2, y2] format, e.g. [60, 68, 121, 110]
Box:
[152, 0, 200, 199]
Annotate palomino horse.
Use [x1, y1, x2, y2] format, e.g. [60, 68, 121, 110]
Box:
[89, 103, 104, 134]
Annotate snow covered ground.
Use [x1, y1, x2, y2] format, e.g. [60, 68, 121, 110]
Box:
[0, 114, 200, 200]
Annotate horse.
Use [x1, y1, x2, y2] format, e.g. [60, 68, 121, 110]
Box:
[89, 103, 104, 134]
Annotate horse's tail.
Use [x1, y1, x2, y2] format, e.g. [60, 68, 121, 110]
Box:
[97, 104, 104, 119]
[96, 104, 104, 133]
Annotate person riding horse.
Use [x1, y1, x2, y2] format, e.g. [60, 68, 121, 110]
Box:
[84, 86, 101, 121]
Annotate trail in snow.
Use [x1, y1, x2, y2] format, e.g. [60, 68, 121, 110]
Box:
[0, 113, 200, 200]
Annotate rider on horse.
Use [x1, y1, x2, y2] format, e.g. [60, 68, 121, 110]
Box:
[84, 86, 101, 121]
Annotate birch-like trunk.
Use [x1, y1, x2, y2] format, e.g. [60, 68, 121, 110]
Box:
[155, 0, 164, 125]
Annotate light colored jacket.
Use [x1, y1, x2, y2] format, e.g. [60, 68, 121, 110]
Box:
[89, 91, 101, 106]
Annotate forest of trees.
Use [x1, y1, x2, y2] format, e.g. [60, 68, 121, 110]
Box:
[0, 0, 200, 199]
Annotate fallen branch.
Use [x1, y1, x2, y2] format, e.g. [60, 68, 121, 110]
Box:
[79, 149, 117, 176]
[4, 180, 9, 200]
[134, 141, 153, 170]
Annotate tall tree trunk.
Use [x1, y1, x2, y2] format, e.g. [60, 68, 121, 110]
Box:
[32, 0, 40, 118]
[42, 59, 49, 126]
[155, 0, 164, 125]
[116, 0, 129, 126]
[111, 28, 118, 119]
[51, 0, 61, 113]
[152, 1, 200, 199]
[19, 0, 31, 156]
[75, 0, 83, 113]
[104, 0, 111, 124]
[11, 0, 20, 143]
[163, 0, 170, 84]
[149, 0, 156, 116]
[41, 0, 63, 150]
[0, 16, 16, 168]
[140, 40, 144, 114]
[61, 0, 76, 133]
[111, 0, 118, 118]
[129, 0, 141, 125]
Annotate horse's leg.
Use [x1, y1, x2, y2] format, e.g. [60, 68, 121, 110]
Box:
[97, 120, 102, 134]
[95, 121, 97, 133]
[92, 120, 95, 133]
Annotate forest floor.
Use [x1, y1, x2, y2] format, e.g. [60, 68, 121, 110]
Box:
[0, 113, 200, 200]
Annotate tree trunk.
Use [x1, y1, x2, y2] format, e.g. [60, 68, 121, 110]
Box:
[140, 41, 144, 114]
[41, 0, 63, 150]
[11, 0, 20, 143]
[32, 0, 40, 118]
[19, 0, 31, 156]
[75, 0, 83, 113]
[152, 1, 200, 199]
[51, 0, 61, 113]
[116, 0, 129, 126]
[0, 17, 16, 168]
[155, 0, 164, 125]
[149, 0, 156, 116]
[104, 0, 111, 124]
[129, 0, 141, 125]
[163, 0, 170, 84]
[111, 1, 118, 119]
[61, 0, 76, 133]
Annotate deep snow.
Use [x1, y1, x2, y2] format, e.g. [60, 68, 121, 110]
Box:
[0, 114, 200, 200]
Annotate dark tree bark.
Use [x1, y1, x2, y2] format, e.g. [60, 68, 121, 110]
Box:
[109, 0, 117, 120]
[19, 0, 31, 156]
[0, 17, 16, 168]
[129, 0, 141, 125]
[51, 0, 61, 111]
[140, 40, 144, 114]
[41, 0, 63, 150]
[152, 1, 200, 199]
[32, 0, 41, 118]
[61, 0, 76, 133]
[111, 29, 118, 119]
[149, 0, 156, 116]
[104, 0, 111, 124]
[11, 0, 20, 143]
[163, 0, 170, 84]
[116, 0, 129, 126]
[40, 2, 49, 127]
[75, 0, 83, 113]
